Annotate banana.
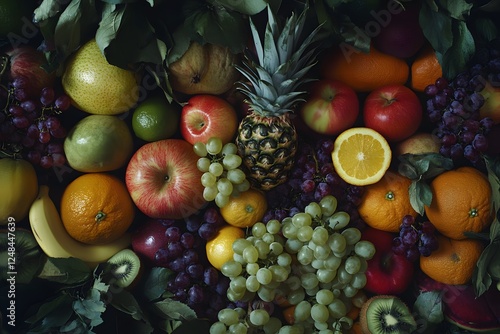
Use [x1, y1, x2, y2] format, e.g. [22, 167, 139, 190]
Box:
[29, 185, 131, 266]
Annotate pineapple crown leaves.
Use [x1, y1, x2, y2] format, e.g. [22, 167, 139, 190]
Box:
[235, 3, 323, 116]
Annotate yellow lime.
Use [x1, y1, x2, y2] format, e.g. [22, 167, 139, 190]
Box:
[132, 95, 180, 142]
[61, 39, 139, 115]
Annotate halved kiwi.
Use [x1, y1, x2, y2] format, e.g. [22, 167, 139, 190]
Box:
[359, 295, 417, 334]
[106, 249, 142, 288]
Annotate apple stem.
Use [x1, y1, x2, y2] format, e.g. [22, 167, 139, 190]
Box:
[95, 211, 106, 223]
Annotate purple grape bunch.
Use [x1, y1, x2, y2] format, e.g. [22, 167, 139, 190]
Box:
[0, 76, 71, 168]
[262, 138, 365, 229]
[392, 215, 439, 262]
[152, 210, 231, 322]
[424, 44, 500, 166]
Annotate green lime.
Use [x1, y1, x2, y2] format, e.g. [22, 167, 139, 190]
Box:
[0, 0, 37, 38]
[132, 95, 180, 142]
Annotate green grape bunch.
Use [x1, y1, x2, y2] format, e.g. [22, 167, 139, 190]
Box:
[210, 195, 377, 334]
[194, 137, 250, 208]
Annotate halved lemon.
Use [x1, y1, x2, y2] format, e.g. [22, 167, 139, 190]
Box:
[331, 127, 392, 186]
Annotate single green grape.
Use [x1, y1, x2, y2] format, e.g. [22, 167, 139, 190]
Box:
[263, 317, 282, 334]
[314, 244, 331, 260]
[233, 238, 252, 255]
[354, 240, 376, 260]
[203, 185, 218, 201]
[292, 212, 312, 227]
[218, 308, 240, 326]
[246, 262, 260, 276]
[222, 153, 242, 170]
[215, 192, 229, 208]
[255, 239, 270, 259]
[316, 289, 334, 305]
[304, 201, 322, 218]
[297, 246, 314, 265]
[301, 272, 319, 290]
[277, 253, 292, 267]
[266, 219, 281, 234]
[235, 179, 250, 192]
[257, 285, 275, 302]
[294, 300, 312, 322]
[249, 309, 270, 326]
[343, 284, 358, 298]
[209, 321, 227, 334]
[256, 268, 273, 285]
[351, 272, 367, 289]
[269, 241, 284, 255]
[201, 172, 217, 187]
[228, 322, 247, 334]
[344, 256, 361, 275]
[342, 228, 362, 245]
[284, 238, 303, 254]
[328, 298, 347, 318]
[230, 276, 247, 294]
[319, 195, 338, 217]
[193, 142, 208, 157]
[297, 225, 314, 242]
[269, 264, 289, 283]
[317, 268, 336, 284]
[206, 137, 223, 155]
[328, 233, 347, 254]
[246, 275, 260, 292]
[243, 245, 259, 263]
[324, 254, 342, 271]
[222, 142, 238, 155]
[209, 162, 224, 177]
[197, 157, 211, 172]
[221, 260, 243, 278]
[328, 211, 350, 230]
[312, 226, 329, 246]
[252, 222, 267, 238]
[227, 169, 246, 184]
[262, 232, 274, 244]
[217, 178, 233, 196]
[287, 286, 306, 305]
[282, 222, 298, 239]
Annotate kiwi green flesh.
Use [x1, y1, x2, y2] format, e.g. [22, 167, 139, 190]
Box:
[107, 249, 141, 288]
[366, 296, 417, 334]
[0, 229, 44, 284]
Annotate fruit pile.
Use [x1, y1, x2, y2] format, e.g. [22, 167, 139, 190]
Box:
[1, 1, 500, 334]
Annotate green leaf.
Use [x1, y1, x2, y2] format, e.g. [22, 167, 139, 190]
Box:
[409, 181, 432, 215]
[25, 294, 75, 332]
[110, 290, 147, 322]
[53, 0, 100, 64]
[34, 0, 66, 23]
[485, 155, 500, 219]
[413, 290, 444, 325]
[441, 20, 475, 79]
[438, 0, 473, 20]
[419, 2, 454, 54]
[153, 299, 197, 321]
[96, 2, 168, 69]
[473, 241, 497, 296]
[142, 267, 174, 301]
[38, 257, 92, 285]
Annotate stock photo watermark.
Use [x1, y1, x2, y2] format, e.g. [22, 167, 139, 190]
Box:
[5, 216, 17, 328]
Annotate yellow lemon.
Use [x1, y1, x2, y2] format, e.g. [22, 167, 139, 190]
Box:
[206, 224, 244, 270]
[62, 39, 139, 115]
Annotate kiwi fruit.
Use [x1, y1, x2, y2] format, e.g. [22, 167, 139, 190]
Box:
[0, 228, 44, 284]
[106, 249, 142, 288]
[359, 295, 417, 334]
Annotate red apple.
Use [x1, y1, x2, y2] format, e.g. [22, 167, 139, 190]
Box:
[300, 79, 359, 135]
[363, 84, 423, 142]
[180, 94, 238, 145]
[6, 46, 56, 97]
[361, 227, 415, 295]
[131, 219, 170, 265]
[125, 139, 205, 220]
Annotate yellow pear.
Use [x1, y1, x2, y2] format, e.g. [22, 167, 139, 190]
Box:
[168, 42, 240, 95]
[62, 39, 140, 115]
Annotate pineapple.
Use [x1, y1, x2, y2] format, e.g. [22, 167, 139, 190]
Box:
[235, 4, 322, 191]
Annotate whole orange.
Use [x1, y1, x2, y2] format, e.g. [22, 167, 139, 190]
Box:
[419, 234, 484, 285]
[357, 170, 418, 232]
[60, 173, 135, 245]
[410, 45, 443, 92]
[320, 45, 409, 92]
[219, 188, 267, 228]
[425, 167, 493, 240]
[206, 224, 244, 270]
